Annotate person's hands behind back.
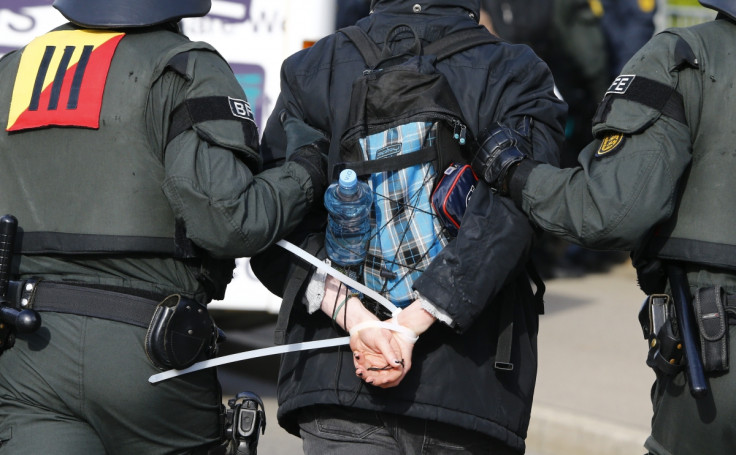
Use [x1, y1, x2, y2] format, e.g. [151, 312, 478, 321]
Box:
[351, 325, 409, 388]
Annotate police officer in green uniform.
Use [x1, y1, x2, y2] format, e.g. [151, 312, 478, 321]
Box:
[471, 1, 736, 453]
[0, 1, 326, 454]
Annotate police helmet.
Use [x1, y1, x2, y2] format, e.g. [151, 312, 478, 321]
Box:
[53, 0, 211, 29]
[699, 0, 736, 21]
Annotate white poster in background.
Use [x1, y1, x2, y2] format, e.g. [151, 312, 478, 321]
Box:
[0, 0, 337, 312]
[183, 0, 337, 128]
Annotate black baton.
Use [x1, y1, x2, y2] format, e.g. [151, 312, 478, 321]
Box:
[0, 214, 17, 295]
[665, 263, 707, 398]
[0, 215, 40, 333]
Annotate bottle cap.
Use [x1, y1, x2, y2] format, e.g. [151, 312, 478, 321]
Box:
[338, 169, 358, 194]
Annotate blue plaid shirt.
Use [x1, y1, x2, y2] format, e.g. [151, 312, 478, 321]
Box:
[359, 121, 447, 307]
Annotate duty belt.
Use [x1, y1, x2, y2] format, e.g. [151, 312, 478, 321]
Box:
[6, 280, 163, 328]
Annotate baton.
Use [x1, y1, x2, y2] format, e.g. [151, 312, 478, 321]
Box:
[665, 263, 707, 398]
[0, 214, 17, 295]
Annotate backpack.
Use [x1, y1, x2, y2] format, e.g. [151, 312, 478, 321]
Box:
[334, 24, 499, 308]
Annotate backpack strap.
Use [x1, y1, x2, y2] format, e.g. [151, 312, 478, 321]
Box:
[341, 25, 500, 68]
[494, 261, 546, 371]
[424, 26, 500, 61]
[335, 145, 437, 177]
[339, 25, 383, 67]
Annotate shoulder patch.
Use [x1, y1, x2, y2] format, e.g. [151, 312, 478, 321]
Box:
[7, 30, 125, 132]
[605, 75, 636, 96]
[228, 96, 255, 123]
[596, 133, 626, 157]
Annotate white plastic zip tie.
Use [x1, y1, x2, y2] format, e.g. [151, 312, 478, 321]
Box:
[148, 240, 408, 384]
[149, 240, 405, 384]
[349, 320, 418, 344]
[276, 239, 401, 318]
[149, 336, 350, 384]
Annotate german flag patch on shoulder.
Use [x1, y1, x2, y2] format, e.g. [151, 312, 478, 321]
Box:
[6, 30, 125, 132]
[596, 132, 625, 158]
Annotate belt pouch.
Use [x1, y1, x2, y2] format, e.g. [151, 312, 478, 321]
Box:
[694, 286, 729, 372]
[145, 294, 216, 370]
[644, 294, 684, 375]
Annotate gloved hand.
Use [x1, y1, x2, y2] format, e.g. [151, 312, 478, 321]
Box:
[281, 110, 327, 158]
[471, 125, 528, 195]
[281, 111, 329, 205]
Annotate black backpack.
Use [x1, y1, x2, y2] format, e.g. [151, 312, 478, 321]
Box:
[336, 24, 499, 179]
[333, 24, 499, 308]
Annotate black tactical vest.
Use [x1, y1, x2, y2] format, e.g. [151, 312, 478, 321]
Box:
[0, 24, 213, 257]
[645, 20, 736, 271]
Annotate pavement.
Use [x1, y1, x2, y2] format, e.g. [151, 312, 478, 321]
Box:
[525, 261, 653, 455]
[216, 259, 655, 455]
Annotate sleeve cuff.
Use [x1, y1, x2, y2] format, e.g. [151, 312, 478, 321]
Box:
[508, 159, 538, 209]
[304, 259, 330, 314]
[414, 291, 454, 327]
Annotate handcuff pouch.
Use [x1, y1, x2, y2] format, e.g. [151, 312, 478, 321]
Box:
[145, 294, 218, 370]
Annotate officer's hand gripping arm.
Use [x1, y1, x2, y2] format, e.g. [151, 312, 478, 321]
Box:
[471, 125, 529, 194]
[281, 111, 329, 205]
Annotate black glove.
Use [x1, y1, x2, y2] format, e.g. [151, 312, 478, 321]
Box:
[281, 112, 329, 205]
[289, 142, 328, 202]
[471, 125, 528, 195]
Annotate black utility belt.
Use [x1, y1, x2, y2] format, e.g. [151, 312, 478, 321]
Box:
[7, 279, 162, 328]
[642, 287, 736, 376]
[5, 280, 221, 370]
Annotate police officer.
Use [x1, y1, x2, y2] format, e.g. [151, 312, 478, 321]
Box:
[0, 1, 326, 453]
[472, 1, 736, 453]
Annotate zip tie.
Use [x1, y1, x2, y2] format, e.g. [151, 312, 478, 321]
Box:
[276, 240, 400, 316]
[149, 336, 350, 384]
[349, 320, 418, 344]
[149, 241, 404, 384]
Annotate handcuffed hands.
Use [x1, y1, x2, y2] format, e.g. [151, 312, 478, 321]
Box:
[351, 299, 436, 388]
[319, 276, 438, 388]
[351, 321, 412, 388]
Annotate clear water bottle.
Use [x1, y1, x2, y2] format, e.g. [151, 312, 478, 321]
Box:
[324, 169, 372, 267]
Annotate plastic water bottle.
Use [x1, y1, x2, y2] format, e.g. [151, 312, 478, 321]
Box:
[324, 169, 372, 267]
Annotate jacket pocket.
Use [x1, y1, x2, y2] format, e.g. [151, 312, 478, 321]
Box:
[0, 415, 11, 447]
[302, 405, 383, 440]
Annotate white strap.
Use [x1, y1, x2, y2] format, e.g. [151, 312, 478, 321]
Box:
[349, 320, 418, 344]
[149, 240, 405, 384]
[276, 240, 401, 318]
[149, 337, 350, 384]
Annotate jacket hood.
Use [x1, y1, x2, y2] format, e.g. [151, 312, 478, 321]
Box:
[370, 0, 481, 19]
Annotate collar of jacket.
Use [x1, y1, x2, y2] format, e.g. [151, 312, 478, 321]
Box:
[370, 0, 480, 21]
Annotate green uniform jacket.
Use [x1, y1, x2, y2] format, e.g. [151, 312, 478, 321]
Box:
[517, 19, 733, 268]
[0, 23, 313, 302]
[510, 17, 736, 455]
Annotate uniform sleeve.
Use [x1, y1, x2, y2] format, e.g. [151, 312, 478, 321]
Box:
[149, 48, 314, 258]
[519, 32, 695, 251]
[413, 48, 567, 332]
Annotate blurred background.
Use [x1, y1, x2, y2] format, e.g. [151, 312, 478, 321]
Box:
[0, 1, 718, 454]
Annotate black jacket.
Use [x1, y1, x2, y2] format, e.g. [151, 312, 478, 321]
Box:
[253, 0, 566, 451]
